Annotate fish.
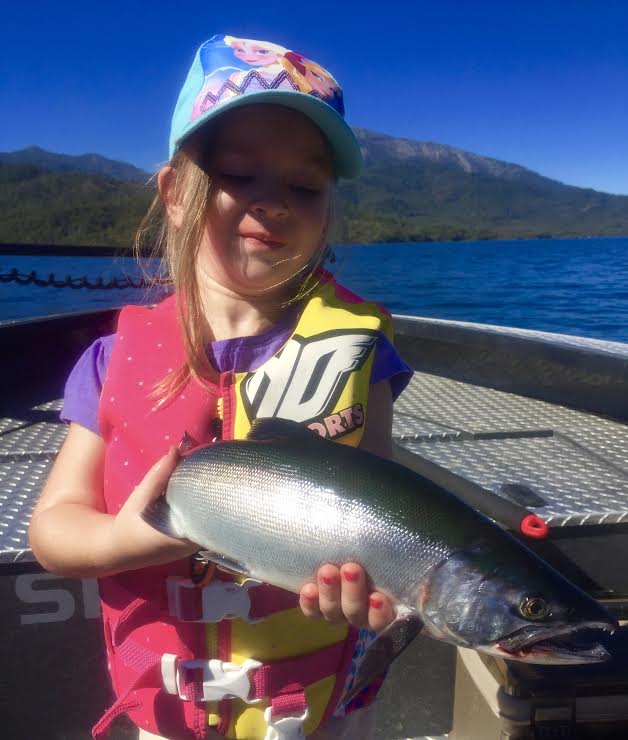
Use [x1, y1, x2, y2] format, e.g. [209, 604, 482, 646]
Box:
[143, 417, 616, 680]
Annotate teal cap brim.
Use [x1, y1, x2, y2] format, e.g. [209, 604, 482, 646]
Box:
[170, 90, 362, 179]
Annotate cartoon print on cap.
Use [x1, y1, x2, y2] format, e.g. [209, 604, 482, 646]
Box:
[226, 36, 286, 67]
[191, 34, 343, 121]
[283, 52, 344, 114]
[223, 36, 291, 97]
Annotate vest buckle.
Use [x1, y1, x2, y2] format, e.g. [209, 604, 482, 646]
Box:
[167, 576, 263, 623]
[263, 706, 309, 740]
[161, 654, 263, 703]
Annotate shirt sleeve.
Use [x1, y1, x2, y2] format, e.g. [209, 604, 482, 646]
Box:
[370, 332, 413, 400]
[60, 334, 115, 435]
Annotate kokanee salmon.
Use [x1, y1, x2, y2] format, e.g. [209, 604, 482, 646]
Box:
[143, 417, 615, 680]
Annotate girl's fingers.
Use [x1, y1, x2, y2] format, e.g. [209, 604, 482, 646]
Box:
[148, 446, 180, 487]
[367, 591, 395, 632]
[317, 564, 344, 623]
[299, 581, 322, 619]
[128, 447, 180, 508]
[340, 563, 369, 627]
[301, 564, 396, 632]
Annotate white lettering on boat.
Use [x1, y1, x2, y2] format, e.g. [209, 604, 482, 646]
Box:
[15, 574, 100, 624]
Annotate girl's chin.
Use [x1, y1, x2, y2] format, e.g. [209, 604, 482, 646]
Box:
[198, 255, 312, 299]
[234, 260, 311, 291]
[219, 268, 306, 298]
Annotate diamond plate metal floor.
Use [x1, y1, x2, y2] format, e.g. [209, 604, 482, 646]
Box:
[0, 398, 65, 562]
[392, 373, 628, 527]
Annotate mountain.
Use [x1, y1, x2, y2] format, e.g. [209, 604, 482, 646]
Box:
[1, 136, 627, 246]
[337, 130, 628, 242]
[0, 163, 151, 246]
[354, 129, 552, 185]
[0, 146, 149, 183]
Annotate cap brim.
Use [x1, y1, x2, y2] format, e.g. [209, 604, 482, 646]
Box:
[172, 90, 362, 179]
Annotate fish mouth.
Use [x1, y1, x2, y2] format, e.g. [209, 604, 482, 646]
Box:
[492, 621, 616, 664]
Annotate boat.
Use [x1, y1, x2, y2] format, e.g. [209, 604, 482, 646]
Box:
[2, 248, 628, 739]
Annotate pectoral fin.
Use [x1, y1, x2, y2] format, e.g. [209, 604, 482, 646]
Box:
[142, 496, 183, 538]
[343, 607, 423, 704]
[197, 550, 250, 576]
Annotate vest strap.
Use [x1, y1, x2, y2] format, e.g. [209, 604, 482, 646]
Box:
[111, 579, 301, 651]
[250, 641, 344, 700]
[92, 641, 342, 739]
[160, 639, 345, 705]
[168, 577, 300, 623]
[162, 655, 264, 703]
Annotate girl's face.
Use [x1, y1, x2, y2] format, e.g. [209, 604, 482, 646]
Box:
[197, 104, 333, 298]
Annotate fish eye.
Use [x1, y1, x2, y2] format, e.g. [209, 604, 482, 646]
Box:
[519, 595, 549, 621]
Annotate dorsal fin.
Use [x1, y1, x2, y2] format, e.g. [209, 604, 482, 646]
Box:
[246, 417, 325, 444]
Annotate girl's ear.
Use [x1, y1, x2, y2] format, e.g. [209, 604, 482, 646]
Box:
[158, 166, 185, 228]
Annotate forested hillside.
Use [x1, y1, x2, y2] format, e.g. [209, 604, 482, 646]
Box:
[2, 132, 627, 246]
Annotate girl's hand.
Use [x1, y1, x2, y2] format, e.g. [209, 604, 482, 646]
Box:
[30, 424, 199, 578]
[299, 563, 395, 632]
[107, 447, 200, 572]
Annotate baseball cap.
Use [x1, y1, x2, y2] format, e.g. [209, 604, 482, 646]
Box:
[169, 34, 362, 178]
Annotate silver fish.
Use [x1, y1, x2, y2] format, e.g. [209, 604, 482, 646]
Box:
[143, 418, 615, 673]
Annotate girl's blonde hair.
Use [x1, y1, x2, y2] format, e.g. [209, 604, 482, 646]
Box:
[134, 146, 335, 405]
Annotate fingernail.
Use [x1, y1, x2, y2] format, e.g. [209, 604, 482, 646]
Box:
[178, 431, 197, 454]
[343, 570, 360, 583]
[322, 575, 337, 586]
[369, 596, 383, 609]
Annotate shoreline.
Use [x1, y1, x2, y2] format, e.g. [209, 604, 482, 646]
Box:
[2, 233, 628, 255]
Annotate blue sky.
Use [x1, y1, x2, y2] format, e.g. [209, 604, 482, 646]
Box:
[2, 1, 628, 193]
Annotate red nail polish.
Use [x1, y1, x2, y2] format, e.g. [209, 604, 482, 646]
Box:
[369, 596, 383, 609]
[343, 570, 360, 583]
[322, 575, 336, 586]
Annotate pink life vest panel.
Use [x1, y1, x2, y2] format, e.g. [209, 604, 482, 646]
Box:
[95, 280, 392, 739]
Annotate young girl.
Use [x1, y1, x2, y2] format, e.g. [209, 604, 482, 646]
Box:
[29, 34, 412, 740]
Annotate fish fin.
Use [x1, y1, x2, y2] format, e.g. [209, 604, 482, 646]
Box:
[197, 550, 250, 576]
[141, 496, 183, 538]
[142, 503, 249, 576]
[246, 417, 323, 444]
[343, 606, 423, 705]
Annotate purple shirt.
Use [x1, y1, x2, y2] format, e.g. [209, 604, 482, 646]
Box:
[61, 316, 413, 435]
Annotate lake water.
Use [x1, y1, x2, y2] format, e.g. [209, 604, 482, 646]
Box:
[2, 237, 628, 342]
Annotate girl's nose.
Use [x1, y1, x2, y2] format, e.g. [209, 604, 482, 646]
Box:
[251, 194, 289, 220]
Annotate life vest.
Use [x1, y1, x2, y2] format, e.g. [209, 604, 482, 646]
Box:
[93, 275, 393, 740]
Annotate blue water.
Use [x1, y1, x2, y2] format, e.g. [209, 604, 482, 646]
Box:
[2, 237, 628, 342]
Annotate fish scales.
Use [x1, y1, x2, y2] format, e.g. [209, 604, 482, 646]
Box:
[167, 439, 465, 605]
